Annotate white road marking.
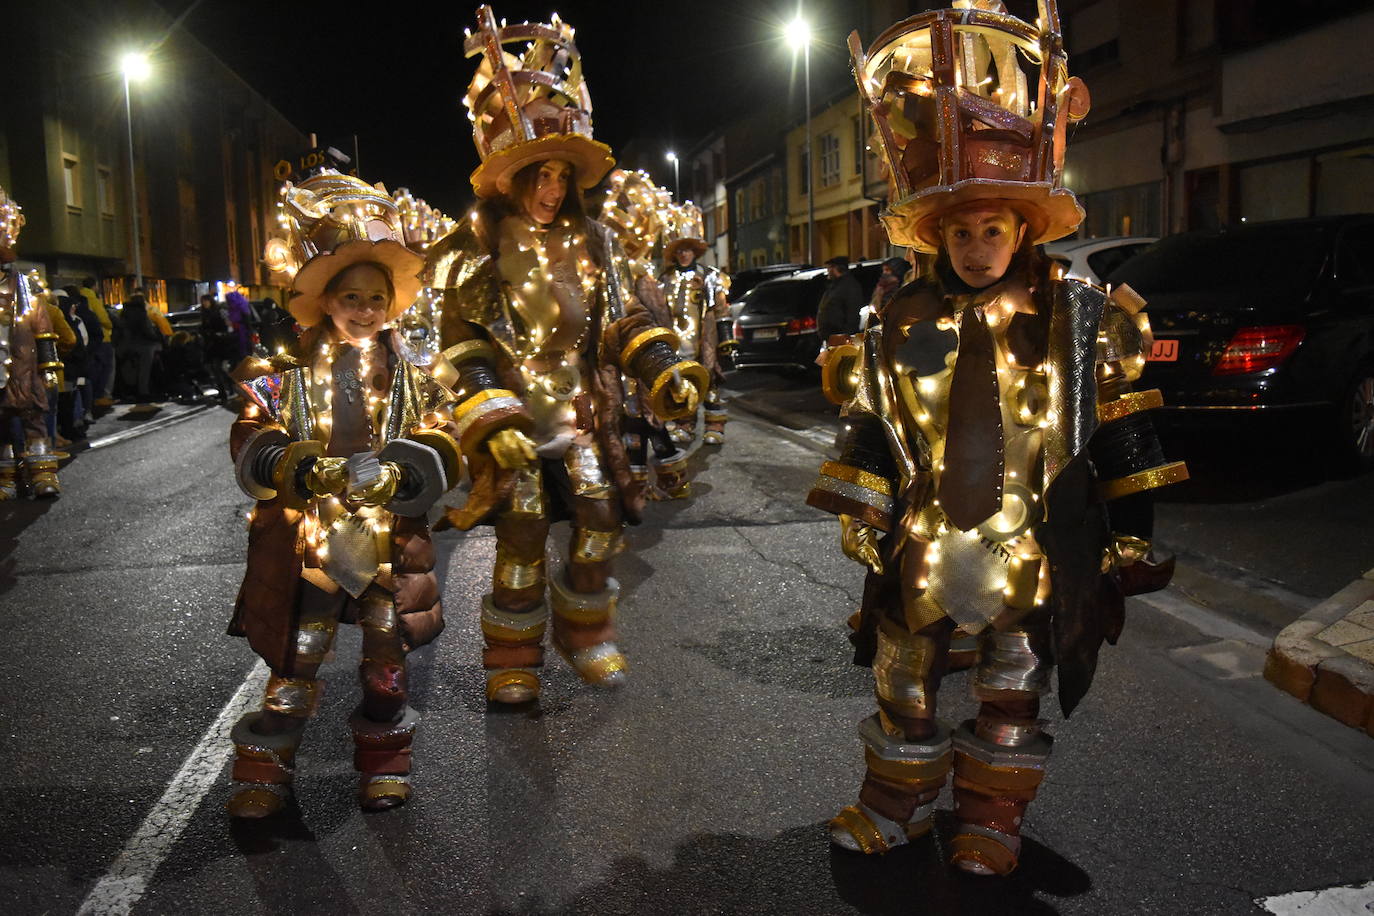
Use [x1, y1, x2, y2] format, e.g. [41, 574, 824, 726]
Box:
[76, 659, 269, 916]
[1256, 880, 1374, 914]
[1134, 587, 1272, 648]
[86, 405, 213, 451]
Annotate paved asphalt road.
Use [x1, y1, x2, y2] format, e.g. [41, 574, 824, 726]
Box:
[0, 393, 1371, 915]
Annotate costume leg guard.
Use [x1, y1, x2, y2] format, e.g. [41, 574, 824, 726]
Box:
[22, 439, 59, 499]
[949, 618, 1053, 876]
[352, 706, 419, 812]
[0, 445, 18, 501]
[830, 715, 952, 853]
[701, 388, 727, 446]
[482, 595, 548, 704]
[668, 416, 695, 446]
[354, 592, 415, 810]
[226, 711, 306, 818]
[831, 618, 952, 853]
[549, 571, 626, 687]
[650, 448, 691, 500]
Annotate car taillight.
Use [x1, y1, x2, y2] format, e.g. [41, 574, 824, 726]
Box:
[785, 315, 817, 335]
[732, 319, 741, 340]
[1212, 325, 1305, 376]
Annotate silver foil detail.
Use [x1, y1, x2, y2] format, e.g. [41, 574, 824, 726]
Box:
[972, 624, 1054, 696]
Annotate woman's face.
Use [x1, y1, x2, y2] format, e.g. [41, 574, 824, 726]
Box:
[321, 263, 391, 343]
[939, 205, 1027, 289]
[522, 160, 572, 226]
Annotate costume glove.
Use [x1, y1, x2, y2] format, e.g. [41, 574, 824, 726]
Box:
[486, 427, 538, 470]
[839, 513, 884, 576]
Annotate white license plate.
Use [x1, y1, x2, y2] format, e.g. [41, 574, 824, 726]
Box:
[752, 327, 780, 341]
[1148, 338, 1179, 361]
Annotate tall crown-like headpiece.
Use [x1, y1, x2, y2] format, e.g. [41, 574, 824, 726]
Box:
[392, 188, 458, 253]
[262, 170, 403, 283]
[0, 186, 24, 252]
[662, 201, 707, 263]
[462, 5, 615, 199]
[850, 0, 1091, 252]
[599, 169, 668, 261]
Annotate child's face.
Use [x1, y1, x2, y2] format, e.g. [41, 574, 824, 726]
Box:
[322, 264, 391, 343]
[939, 205, 1027, 289]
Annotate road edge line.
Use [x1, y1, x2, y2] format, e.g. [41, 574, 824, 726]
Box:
[87, 404, 216, 452]
[75, 659, 268, 916]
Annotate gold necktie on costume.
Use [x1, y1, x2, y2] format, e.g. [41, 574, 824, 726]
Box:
[940, 304, 1004, 531]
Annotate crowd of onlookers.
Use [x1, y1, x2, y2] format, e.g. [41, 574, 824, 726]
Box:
[43, 278, 296, 451]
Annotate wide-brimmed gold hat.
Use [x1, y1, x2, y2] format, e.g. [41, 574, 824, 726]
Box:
[851, 1, 1091, 252]
[289, 239, 423, 328]
[463, 6, 614, 200]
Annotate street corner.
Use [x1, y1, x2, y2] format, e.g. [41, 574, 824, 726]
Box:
[1264, 573, 1374, 736]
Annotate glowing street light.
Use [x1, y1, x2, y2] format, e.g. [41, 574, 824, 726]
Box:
[666, 150, 680, 200]
[785, 15, 815, 264]
[121, 51, 151, 288]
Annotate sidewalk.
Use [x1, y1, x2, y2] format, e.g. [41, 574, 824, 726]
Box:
[1265, 568, 1374, 738]
[727, 380, 1374, 740]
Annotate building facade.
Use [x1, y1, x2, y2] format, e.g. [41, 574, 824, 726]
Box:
[2, 0, 307, 310]
[1061, 0, 1374, 238]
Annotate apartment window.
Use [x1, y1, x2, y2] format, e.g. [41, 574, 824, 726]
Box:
[97, 166, 115, 216]
[819, 132, 841, 188]
[751, 179, 765, 221]
[798, 144, 810, 196]
[62, 154, 81, 209]
[1069, 0, 1120, 70]
[735, 189, 747, 225]
[853, 116, 864, 175]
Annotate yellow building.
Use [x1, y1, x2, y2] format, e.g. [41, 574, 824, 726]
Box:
[785, 90, 896, 264]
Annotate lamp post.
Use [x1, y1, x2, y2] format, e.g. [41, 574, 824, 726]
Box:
[665, 150, 680, 200]
[785, 16, 813, 264]
[120, 51, 150, 291]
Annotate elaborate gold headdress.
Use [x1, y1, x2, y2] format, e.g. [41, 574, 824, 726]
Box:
[260, 170, 422, 327]
[662, 201, 707, 263]
[392, 189, 458, 253]
[462, 5, 615, 199]
[599, 169, 668, 261]
[0, 186, 24, 252]
[850, 0, 1091, 252]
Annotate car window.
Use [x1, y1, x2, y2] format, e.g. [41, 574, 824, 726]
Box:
[1086, 245, 1146, 282]
[742, 278, 823, 316]
[1108, 228, 1329, 299]
[1335, 224, 1374, 286]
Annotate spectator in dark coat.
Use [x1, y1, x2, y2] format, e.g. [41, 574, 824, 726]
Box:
[816, 255, 865, 343]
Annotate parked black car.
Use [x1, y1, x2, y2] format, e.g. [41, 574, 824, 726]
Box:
[1109, 214, 1374, 470]
[727, 263, 812, 304]
[731, 261, 885, 371]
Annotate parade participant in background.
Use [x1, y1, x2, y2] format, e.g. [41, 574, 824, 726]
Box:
[426, 5, 706, 705]
[809, 0, 1187, 875]
[225, 289, 255, 361]
[658, 202, 730, 447]
[599, 169, 691, 498]
[226, 169, 514, 817]
[869, 256, 911, 318]
[120, 292, 165, 402]
[0, 187, 63, 499]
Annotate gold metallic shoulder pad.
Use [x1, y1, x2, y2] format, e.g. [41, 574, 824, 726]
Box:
[426, 220, 514, 351]
[820, 339, 863, 406]
[1098, 282, 1153, 382]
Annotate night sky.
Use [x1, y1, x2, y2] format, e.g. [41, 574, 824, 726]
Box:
[155, 0, 877, 215]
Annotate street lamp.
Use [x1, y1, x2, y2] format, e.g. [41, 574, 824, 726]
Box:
[665, 150, 680, 200]
[121, 51, 150, 291]
[785, 16, 814, 264]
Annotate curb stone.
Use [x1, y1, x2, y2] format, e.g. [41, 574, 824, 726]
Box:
[1265, 570, 1374, 736]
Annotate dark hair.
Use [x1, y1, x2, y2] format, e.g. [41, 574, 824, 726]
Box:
[82, 276, 96, 287]
[826, 256, 849, 269]
[200, 293, 214, 303]
[322, 260, 395, 303]
[506, 159, 586, 225]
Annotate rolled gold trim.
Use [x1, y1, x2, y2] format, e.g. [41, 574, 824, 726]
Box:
[452, 388, 520, 424]
[620, 327, 678, 370]
[1098, 460, 1189, 500]
[1097, 388, 1164, 424]
[820, 342, 862, 406]
[481, 616, 547, 642]
[647, 360, 710, 421]
[495, 554, 545, 591]
[863, 746, 952, 785]
[571, 528, 621, 564]
[819, 460, 893, 496]
[452, 391, 525, 441]
[410, 428, 463, 488]
[443, 339, 497, 365]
